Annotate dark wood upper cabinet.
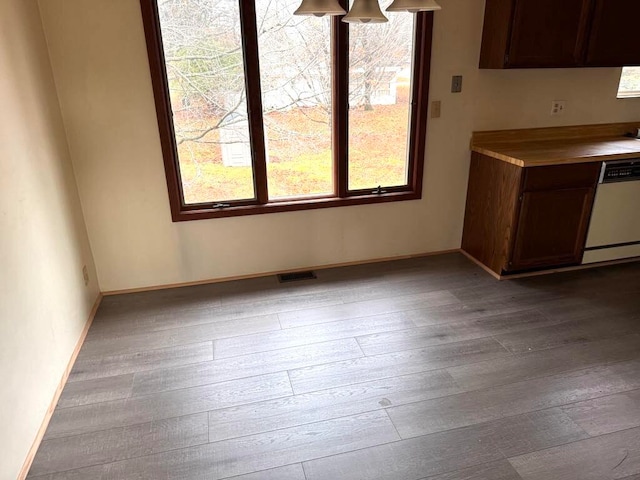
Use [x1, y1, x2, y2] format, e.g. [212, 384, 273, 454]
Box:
[480, 0, 640, 69]
[585, 0, 640, 67]
[507, 0, 592, 68]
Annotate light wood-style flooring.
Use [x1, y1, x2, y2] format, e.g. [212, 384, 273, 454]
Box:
[28, 253, 640, 479]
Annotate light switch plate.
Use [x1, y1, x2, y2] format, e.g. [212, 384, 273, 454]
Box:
[431, 100, 441, 118]
[451, 76, 463, 93]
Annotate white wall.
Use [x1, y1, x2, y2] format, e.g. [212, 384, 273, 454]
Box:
[38, 0, 640, 292]
[0, 0, 99, 478]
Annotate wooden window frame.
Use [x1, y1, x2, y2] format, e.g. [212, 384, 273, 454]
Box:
[140, 0, 434, 221]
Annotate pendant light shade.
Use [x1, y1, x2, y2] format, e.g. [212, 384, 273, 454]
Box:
[386, 0, 440, 12]
[342, 0, 388, 23]
[293, 0, 346, 16]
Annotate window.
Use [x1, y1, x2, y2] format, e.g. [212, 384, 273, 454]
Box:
[140, 0, 433, 220]
[618, 67, 640, 99]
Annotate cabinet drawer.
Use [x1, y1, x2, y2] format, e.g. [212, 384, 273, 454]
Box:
[522, 163, 601, 192]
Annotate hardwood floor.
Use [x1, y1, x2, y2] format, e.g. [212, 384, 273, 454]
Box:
[28, 253, 640, 479]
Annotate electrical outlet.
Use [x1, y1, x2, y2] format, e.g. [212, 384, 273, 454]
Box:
[551, 100, 566, 116]
[431, 100, 441, 118]
[82, 265, 89, 286]
[451, 75, 463, 93]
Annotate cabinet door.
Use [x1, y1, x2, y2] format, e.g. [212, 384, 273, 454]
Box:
[507, 0, 592, 68]
[509, 187, 595, 271]
[586, 0, 640, 67]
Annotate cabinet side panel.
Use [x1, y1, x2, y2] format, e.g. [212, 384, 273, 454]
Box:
[479, 0, 514, 69]
[462, 153, 522, 275]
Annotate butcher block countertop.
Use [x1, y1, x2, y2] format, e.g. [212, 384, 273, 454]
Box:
[471, 122, 640, 167]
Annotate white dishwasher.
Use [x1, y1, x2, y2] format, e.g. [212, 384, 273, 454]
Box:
[583, 159, 640, 264]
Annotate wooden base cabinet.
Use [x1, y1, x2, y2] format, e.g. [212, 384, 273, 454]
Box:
[462, 153, 601, 276]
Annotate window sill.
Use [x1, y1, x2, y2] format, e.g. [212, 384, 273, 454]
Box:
[617, 91, 640, 99]
[172, 190, 422, 221]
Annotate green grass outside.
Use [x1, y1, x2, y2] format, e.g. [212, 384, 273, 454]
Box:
[177, 86, 412, 203]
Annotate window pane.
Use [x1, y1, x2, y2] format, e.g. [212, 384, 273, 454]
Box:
[618, 67, 640, 98]
[255, 0, 334, 200]
[348, 4, 414, 191]
[157, 0, 255, 204]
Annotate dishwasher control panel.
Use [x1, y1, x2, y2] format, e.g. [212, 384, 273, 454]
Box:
[600, 159, 640, 183]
